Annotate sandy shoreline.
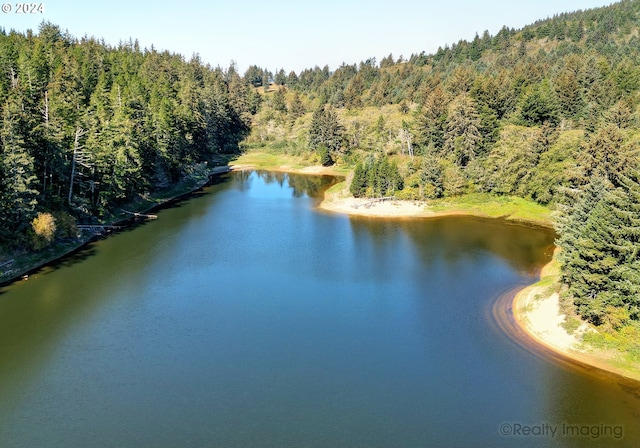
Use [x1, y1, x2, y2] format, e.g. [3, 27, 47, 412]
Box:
[230, 163, 343, 176]
[317, 181, 515, 221]
[319, 194, 436, 218]
[231, 164, 468, 219]
[513, 285, 591, 359]
[512, 261, 640, 382]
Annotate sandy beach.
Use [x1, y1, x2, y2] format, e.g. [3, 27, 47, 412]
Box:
[317, 181, 481, 219]
[230, 162, 342, 177]
[513, 285, 590, 354]
[512, 261, 640, 382]
[319, 194, 435, 218]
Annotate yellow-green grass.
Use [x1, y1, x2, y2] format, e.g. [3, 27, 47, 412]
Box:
[230, 149, 349, 176]
[231, 150, 307, 170]
[429, 193, 553, 227]
[581, 323, 640, 377]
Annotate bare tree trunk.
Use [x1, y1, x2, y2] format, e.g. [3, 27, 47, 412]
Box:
[10, 67, 18, 89]
[68, 127, 85, 204]
[399, 128, 414, 160]
[42, 91, 49, 193]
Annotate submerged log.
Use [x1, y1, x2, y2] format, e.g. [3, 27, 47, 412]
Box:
[121, 209, 158, 219]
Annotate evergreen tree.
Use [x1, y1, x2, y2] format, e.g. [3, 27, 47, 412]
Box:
[443, 94, 483, 167]
[350, 162, 367, 198]
[420, 147, 444, 199]
[288, 91, 305, 118]
[519, 82, 559, 126]
[317, 145, 334, 167]
[271, 86, 287, 113]
[308, 105, 343, 153]
[415, 86, 448, 150]
[576, 124, 635, 188]
[1, 91, 38, 238]
[556, 172, 640, 325]
[274, 68, 287, 86]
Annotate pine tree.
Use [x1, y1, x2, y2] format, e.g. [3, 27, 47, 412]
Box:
[519, 82, 559, 126]
[576, 124, 635, 188]
[415, 86, 448, 150]
[308, 105, 343, 153]
[289, 91, 305, 118]
[443, 94, 483, 167]
[1, 92, 38, 238]
[556, 170, 640, 325]
[350, 163, 368, 198]
[271, 86, 287, 113]
[420, 147, 444, 199]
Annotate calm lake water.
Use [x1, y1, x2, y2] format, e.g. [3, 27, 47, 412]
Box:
[0, 171, 638, 448]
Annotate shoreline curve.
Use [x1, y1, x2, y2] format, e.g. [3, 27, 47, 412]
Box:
[233, 165, 639, 382]
[315, 178, 552, 228]
[308, 169, 639, 384]
[509, 268, 640, 384]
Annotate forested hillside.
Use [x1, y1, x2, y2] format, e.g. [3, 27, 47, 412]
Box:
[0, 23, 259, 255]
[2, 1, 640, 339]
[243, 0, 640, 333]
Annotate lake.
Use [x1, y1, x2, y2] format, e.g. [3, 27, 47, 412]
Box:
[0, 170, 638, 447]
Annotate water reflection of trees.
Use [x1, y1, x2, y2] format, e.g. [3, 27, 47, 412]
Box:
[349, 216, 556, 276]
[254, 170, 341, 199]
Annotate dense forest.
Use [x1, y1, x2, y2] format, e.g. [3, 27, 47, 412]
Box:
[242, 0, 640, 333]
[0, 23, 259, 253]
[2, 1, 640, 338]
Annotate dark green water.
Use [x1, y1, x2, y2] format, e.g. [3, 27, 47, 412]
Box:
[0, 171, 638, 448]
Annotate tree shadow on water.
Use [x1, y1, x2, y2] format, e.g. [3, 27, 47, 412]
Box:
[0, 173, 235, 294]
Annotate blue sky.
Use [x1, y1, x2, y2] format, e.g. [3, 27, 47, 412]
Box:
[1, 0, 615, 73]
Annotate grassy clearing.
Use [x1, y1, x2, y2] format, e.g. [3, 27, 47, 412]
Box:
[581, 324, 640, 376]
[230, 150, 309, 170]
[230, 149, 349, 176]
[429, 193, 553, 227]
[325, 180, 349, 195]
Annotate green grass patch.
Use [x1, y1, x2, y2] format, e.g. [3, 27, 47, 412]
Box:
[231, 149, 350, 176]
[429, 193, 552, 226]
[562, 316, 583, 335]
[230, 151, 309, 170]
[326, 181, 347, 194]
[536, 275, 557, 289]
[582, 323, 640, 376]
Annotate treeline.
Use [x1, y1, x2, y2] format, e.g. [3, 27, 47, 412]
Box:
[0, 23, 258, 251]
[350, 156, 403, 198]
[244, 0, 640, 328]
